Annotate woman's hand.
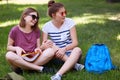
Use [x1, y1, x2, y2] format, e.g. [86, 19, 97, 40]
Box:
[15, 47, 26, 56]
[34, 47, 42, 53]
[55, 47, 66, 59]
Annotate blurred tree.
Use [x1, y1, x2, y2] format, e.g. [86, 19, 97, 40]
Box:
[107, 0, 120, 3]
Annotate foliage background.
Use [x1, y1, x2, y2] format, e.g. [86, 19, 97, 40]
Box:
[0, 0, 120, 80]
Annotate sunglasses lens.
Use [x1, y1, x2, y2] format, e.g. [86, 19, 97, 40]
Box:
[29, 15, 39, 20]
[61, 12, 64, 16]
[61, 11, 67, 16]
[32, 15, 36, 19]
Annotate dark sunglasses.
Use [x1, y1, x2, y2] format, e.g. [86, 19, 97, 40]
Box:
[28, 14, 39, 20]
[60, 11, 67, 16]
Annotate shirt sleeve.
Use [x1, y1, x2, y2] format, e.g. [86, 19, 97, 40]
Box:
[42, 23, 49, 34]
[36, 29, 41, 39]
[67, 18, 76, 29]
[9, 27, 16, 41]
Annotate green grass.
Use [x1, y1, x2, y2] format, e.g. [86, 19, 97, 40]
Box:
[0, 0, 120, 80]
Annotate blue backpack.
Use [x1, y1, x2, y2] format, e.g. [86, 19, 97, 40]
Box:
[85, 44, 115, 74]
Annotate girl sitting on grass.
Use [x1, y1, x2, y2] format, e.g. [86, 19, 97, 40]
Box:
[5, 7, 56, 74]
[42, 0, 84, 80]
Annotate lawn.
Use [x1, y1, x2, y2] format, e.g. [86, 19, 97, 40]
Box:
[0, 0, 120, 80]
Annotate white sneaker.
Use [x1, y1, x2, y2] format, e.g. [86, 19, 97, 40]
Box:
[51, 74, 61, 80]
[75, 63, 84, 71]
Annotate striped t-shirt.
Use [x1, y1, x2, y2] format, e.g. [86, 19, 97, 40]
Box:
[42, 18, 76, 55]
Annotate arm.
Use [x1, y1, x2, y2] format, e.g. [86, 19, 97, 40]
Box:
[40, 32, 53, 50]
[36, 38, 41, 48]
[55, 26, 78, 59]
[42, 32, 48, 43]
[64, 26, 78, 51]
[56, 26, 78, 58]
[34, 38, 42, 52]
[7, 37, 16, 51]
[7, 37, 25, 56]
[40, 32, 48, 50]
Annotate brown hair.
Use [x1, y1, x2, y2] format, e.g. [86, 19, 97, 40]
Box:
[19, 7, 39, 30]
[47, 0, 64, 17]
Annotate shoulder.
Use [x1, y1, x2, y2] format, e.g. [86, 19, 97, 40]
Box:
[65, 18, 75, 23]
[63, 18, 76, 29]
[9, 25, 19, 39]
[43, 21, 52, 28]
[34, 28, 41, 34]
[10, 25, 19, 33]
[42, 21, 52, 32]
[64, 18, 75, 26]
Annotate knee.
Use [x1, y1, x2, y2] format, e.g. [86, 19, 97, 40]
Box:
[44, 48, 55, 57]
[6, 51, 13, 60]
[74, 47, 82, 56]
[6, 51, 18, 61]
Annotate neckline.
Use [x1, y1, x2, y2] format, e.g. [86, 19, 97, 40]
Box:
[51, 20, 65, 30]
[17, 25, 33, 34]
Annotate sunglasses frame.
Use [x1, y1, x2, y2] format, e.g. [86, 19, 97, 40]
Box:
[28, 14, 39, 20]
[60, 11, 67, 16]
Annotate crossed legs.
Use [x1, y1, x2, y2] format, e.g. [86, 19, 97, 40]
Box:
[5, 48, 55, 71]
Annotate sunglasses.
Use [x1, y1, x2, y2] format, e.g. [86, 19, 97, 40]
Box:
[60, 11, 67, 16]
[28, 14, 39, 20]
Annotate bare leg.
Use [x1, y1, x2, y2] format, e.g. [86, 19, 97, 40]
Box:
[57, 47, 82, 75]
[33, 48, 55, 65]
[6, 51, 42, 70]
[6, 48, 55, 71]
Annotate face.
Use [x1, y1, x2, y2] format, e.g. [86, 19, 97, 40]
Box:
[53, 7, 67, 23]
[24, 12, 39, 27]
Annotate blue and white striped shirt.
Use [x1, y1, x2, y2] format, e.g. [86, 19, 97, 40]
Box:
[42, 18, 76, 55]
